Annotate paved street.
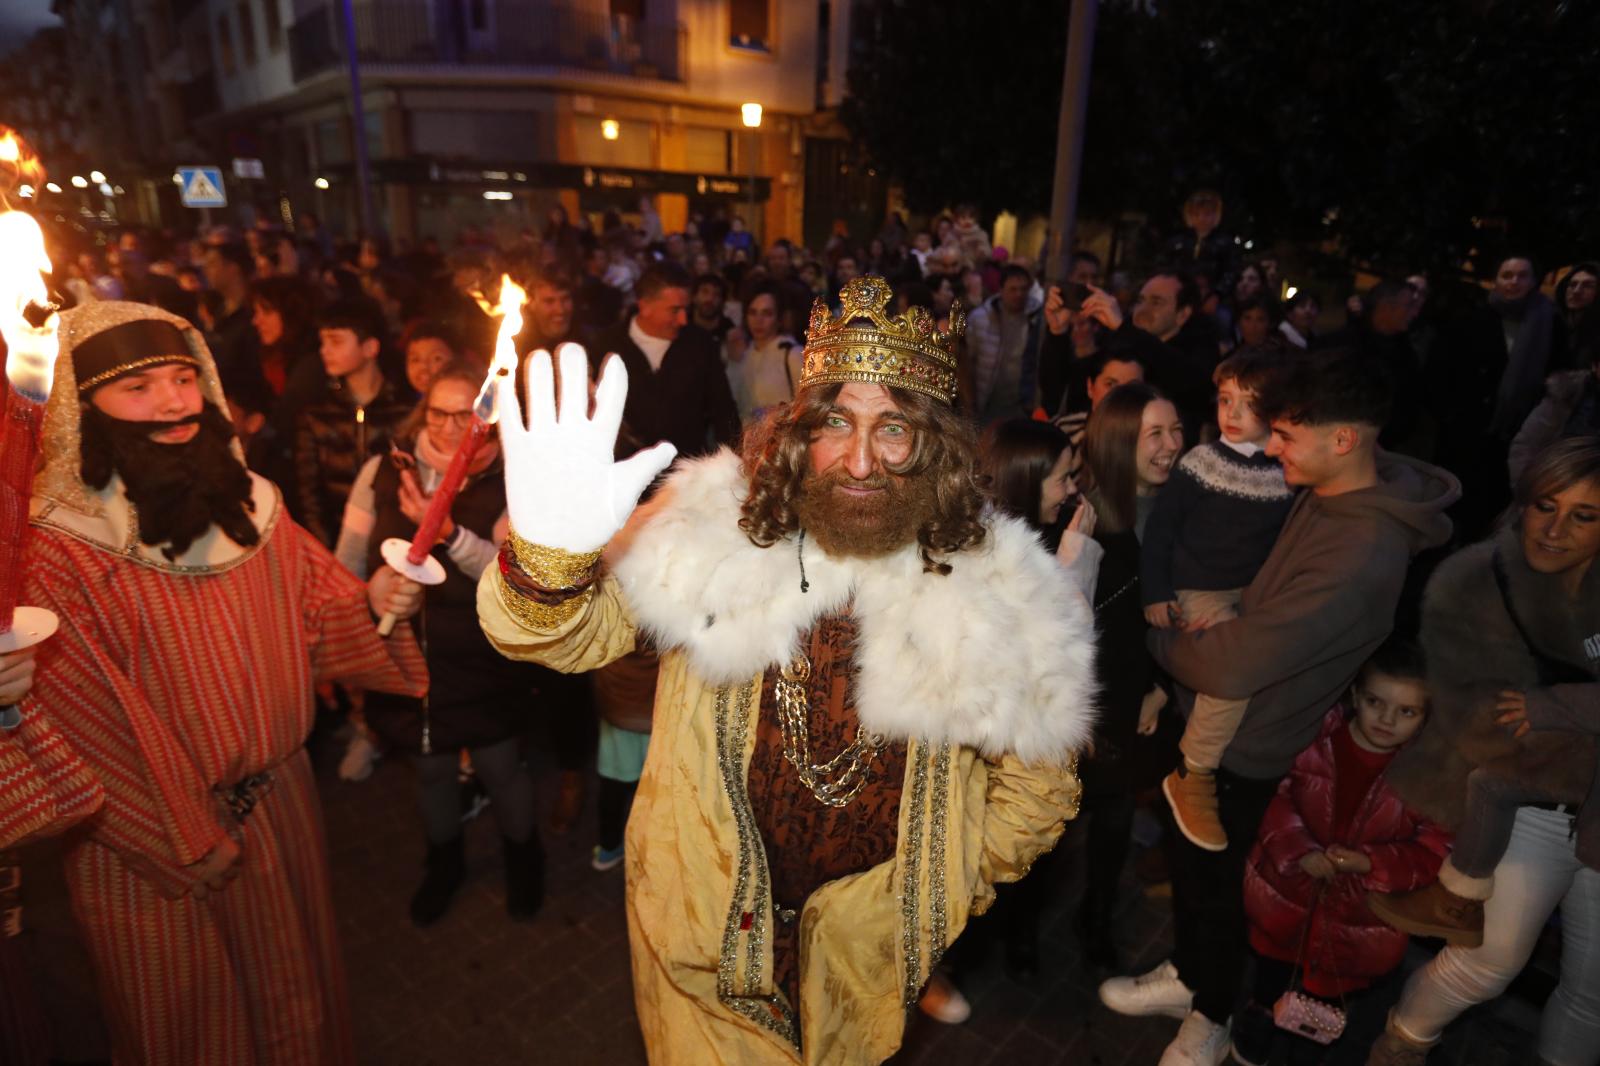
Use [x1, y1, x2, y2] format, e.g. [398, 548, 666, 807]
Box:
[316, 730, 1542, 1066]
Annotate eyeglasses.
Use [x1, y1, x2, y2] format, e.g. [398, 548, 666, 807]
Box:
[424, 407, 474, 429]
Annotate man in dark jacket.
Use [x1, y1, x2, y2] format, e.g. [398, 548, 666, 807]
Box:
[1073, 271, 1217, 446]
[1432, 254, 1569, 540]
[1162, 189, 1239, 302]
[295, 298, 413, 545]
[590, 262, 740, 459]
[1318, 280, 1427, 456]
[576, 245, 625, 335]
[1099, 349, 1459, 1065]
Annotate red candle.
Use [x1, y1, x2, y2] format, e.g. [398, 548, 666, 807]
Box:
[0, 386, 44, 633]
[403, 414, 491, 565]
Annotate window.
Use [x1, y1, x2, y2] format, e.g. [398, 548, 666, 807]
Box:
[236, 3, 257, 66]
[216, 13, 237, 76]
[261, 0, 283, 50]
[729, 0, 770, 51]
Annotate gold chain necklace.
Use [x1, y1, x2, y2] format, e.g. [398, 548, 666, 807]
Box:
[774, 649, 884, 809]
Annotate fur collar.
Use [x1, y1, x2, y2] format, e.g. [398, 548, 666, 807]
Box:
[608, 450, 1097, 765]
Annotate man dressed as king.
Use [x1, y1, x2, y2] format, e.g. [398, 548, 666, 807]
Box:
[0, 301, 429, 1064]
[477, 276, 1098, 1064]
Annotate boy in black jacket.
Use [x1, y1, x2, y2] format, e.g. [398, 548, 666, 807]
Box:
[1142, 349, 1295, 850]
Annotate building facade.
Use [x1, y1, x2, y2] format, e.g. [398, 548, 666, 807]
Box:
[37, 0, 869, 244]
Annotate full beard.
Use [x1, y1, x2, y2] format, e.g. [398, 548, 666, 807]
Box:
[80, 401, 260, 560]
[792, 466, 937, 560]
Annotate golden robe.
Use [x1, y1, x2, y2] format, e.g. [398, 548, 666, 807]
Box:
[477, 451, 1096, 1065]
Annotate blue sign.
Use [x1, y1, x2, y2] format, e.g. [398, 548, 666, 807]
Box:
[177, 166, 227, 208]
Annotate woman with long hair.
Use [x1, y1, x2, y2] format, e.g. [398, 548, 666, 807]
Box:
[1368, 436, 1600, 1066]
[333, 361, 548, 928]
[725, 283, 802, 422]
[1073, 382, 1185, 967]
[968, 417, 1102, 979]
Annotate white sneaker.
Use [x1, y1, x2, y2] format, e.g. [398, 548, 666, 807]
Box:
[338, 733, 380, 783]
[1158, 1010, 1231, 1066]
[1098, 959, 1194, 1020]
[917, 971, 971, 1025]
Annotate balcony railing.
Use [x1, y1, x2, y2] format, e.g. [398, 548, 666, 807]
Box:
[289, 1, 685, 83]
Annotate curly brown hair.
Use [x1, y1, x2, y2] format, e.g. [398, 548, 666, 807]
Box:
[737, 382, 986, 575]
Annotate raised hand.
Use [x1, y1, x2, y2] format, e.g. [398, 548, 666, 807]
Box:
[497, 343, 677, 553]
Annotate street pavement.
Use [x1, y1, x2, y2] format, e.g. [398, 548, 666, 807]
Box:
[317, 734, 1541, 1066]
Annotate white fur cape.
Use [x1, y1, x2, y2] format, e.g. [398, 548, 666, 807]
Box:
[608, 450, 1098, 766]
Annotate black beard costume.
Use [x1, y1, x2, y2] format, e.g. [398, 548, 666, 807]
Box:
[79, 401, 260, 560]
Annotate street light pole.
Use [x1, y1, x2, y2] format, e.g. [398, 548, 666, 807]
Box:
[1046, 0, 1098, 282]
[340, 0, 377, 235]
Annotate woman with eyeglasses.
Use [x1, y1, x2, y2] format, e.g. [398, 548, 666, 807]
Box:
[333, 360, 549, 928]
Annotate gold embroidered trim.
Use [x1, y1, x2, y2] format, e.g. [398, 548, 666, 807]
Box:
[77, 354, 202, 392]
[505, 528, 603, 589]
[495, 569, 591, 630]
[714, 682, 800, 1048]
[899, 740, 930, 1007]
[927, 742, 951, 972]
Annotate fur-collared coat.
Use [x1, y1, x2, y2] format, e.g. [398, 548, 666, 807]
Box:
[1387, 527, 1600, 869]
[477, 450, 1096, 1065]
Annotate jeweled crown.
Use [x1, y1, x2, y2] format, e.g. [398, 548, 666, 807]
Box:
[798, 275, 963, 404]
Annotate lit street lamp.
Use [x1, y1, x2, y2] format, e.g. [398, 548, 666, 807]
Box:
[742, 103, 761, 248]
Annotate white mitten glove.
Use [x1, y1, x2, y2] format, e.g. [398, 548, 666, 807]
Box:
[497, 342, 677, 553]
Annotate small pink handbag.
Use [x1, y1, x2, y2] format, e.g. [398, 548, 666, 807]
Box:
[1273, 887, 1347, 1045]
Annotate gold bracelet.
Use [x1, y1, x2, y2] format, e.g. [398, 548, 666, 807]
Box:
[497, 569, 593, 631]
[506, 528, 604, 590]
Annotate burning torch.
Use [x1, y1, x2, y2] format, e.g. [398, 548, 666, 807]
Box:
[0, 129, 61, 725]
[376, 274, 526, 635]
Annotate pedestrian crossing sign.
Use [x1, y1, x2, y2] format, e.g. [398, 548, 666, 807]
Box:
[178, 166, 227, 208]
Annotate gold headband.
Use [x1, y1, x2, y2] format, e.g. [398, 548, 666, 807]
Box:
[77, 354, 203, 393]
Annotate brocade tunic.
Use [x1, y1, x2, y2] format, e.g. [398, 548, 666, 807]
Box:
[748, 612, 908, 1012]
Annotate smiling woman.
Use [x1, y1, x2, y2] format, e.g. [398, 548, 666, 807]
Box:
[1374, 435, 1600, 1062]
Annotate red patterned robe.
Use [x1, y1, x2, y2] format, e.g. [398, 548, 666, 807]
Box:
[0, 512, 427, 1065]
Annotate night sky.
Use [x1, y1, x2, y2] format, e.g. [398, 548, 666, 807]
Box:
[0, 0, 59, 53]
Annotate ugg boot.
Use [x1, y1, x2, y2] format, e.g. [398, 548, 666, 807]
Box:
[1367, 860, 1489, 948]
[1163, 762, 1228, 852]
[409, 836, 466, 928]
[503, 833, 546, 921]
[1364, 1011, 1435, 1066]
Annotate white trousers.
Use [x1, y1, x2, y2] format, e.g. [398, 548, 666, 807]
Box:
[1392, 807, 1600, 1066]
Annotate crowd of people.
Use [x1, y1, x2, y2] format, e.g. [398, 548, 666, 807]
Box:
[1, 182, 1598, 1066]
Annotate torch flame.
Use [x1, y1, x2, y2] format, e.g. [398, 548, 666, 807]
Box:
[0, 126, 46, 206]
[0, 210, 58, 404]
[473, 274, 526, 423]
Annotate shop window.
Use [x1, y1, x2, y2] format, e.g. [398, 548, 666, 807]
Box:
[729, 0, 770, 52]
[216, 13, 237, 76]
[236, 2, 257, 66]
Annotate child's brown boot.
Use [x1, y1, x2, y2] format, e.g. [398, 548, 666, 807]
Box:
[1162, 762, 1227, 852]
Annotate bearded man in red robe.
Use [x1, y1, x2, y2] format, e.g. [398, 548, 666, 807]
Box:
[0, 301, 428, 1065]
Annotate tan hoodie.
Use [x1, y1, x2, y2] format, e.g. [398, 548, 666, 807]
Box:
[1151, 451, 1460, 778]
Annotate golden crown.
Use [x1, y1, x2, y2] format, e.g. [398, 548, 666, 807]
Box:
[798, 275, 963, 404]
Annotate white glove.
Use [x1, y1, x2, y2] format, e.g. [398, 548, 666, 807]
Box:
[497, 342, 677, 553]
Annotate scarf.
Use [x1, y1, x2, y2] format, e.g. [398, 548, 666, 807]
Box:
[414, 427, 499, 487]
[1488, 290, 1557, 437]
